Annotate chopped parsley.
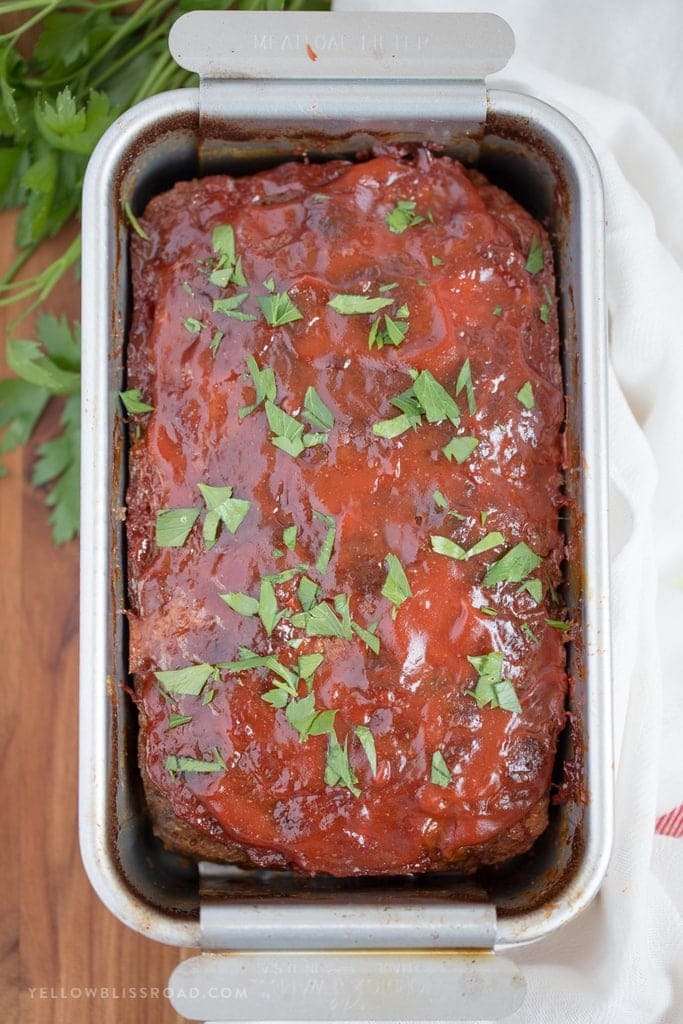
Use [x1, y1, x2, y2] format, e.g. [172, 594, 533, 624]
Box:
[123, 201, 149, 241]
[197, 483, 250, 547]
[525, 235, 544, 275]
[167, 713, 193, 729]
[442, 435, 478, 464]
[519, 578, 543, 603]
[540, 303, 550, 324]
[493, 305, 503, 317]
[431, 255, 443, 267]
[283, 524, 298, 550]
[209, 330, 224, 357]
[455, 358, 476, 415]
[303, 387, 334, 432]
[155, 663, 217, 696]
[285, 693, 336, 743]
[433, 490, 448, 510]
[209, 224, 248, 288]
[183, 316, 203, 335]
[545, 618, 571, 632]
[324, 733, 360, 797]
[483, 541, 542, 587]
[265, 399, 305, 457]
[165, 753, 225, 775]
[239, 356, 277, 419]
[354, 725, 377, 775]
[155, 507, 201, 548]
[313, 510, 336, 574]
[220, 592, 260, 617]
[328, 293, 394, 315]
[412, 369, 460, 426]
[351, 620, 380, 655]
[430, 531, 504, 562]
[516, 381, 535, 410]
[212, 293, 257, 323]
[368, 312, 410, 351]
[385, 199, 425, 234]
[257, 290, 303, 327]
[466, 652, 522, 714]
[119, 389, 153, 414]
[381, 553, 412, 613]
[430, 750, 452, 787]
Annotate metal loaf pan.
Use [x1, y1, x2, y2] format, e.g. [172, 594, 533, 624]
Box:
[79, 12, 612, 1021]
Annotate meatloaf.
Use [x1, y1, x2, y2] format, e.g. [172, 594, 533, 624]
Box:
[125, 146, 568, 877]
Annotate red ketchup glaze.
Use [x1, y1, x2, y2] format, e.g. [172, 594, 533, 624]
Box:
[126, 148, 568, 876]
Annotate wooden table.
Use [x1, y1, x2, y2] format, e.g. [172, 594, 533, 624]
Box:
[0, 215, 187, 1023]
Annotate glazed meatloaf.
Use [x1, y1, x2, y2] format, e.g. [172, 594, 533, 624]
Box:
[125, 146, 569, 876]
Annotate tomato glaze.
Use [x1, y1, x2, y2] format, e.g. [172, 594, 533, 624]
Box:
[126, 148, 568, 876]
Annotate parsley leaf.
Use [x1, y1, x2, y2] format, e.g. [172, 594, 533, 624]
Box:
[430, 751, 452, 787]
[313, 510, 336, 574]
[168, 713, 193, 729]
[325, 733, 360, 797]
[283, 524, 298, 550]
[258, 290, 303, 327]
[466, 652, 521, 713]
[165, 754, 225, 775]
[455, 358, 476, 415]
[413, 370, 460, 426]
[351, 620, 380, 655]
[265, 399, 305, 457]
[303, 386, 334, 432]
[516, 381, 535, 410]
[442, 436, 478, 463]
[197, 483, 250, 547]
[328, 294, 393, 315]
[368, 313, 409, 350]
[239, 356, 276, 419]
[220, 592, 260, 617]
[525, 235, 544, 274]
[155, 663, 216, 696]
[381, 553, 412, 610]
[213, 293, 257, 322]
[430, 532, 505, 561]
[183, 316, 203, 335]
[433, 490, 448, 510]
[119, 388, 153, 414]
[483, 542, 542, 587]
[286, 693, 336, 742]
[355, 725, 377, 775]
[297, 599, 352, 640]
[298, 575, 320, 611]
[155, 507, 201, 548]
[123, 201, 149, 241]
[385, 200, 425, 234]
[545, 618, 571, 632]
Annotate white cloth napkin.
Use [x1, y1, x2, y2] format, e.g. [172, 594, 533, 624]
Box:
[333, 2, 683, 1020]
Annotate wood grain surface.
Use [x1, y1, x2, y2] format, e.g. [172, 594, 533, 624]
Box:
[0, 214, 187, 1024]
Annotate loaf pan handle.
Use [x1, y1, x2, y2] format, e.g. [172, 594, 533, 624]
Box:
[169, 11, 514, 81]
[168, 949, 526, 1023]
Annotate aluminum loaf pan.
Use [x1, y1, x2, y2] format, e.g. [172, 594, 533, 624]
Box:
[79, 10, 611, 990]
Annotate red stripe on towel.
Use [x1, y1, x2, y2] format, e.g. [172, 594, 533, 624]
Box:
[656, 804, 683, 837]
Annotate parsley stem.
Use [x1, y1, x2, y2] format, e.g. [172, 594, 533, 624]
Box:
[87, 25, 169, 92]
[0, 0, 61, 43]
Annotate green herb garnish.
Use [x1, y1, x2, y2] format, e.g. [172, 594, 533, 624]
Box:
[516, 381, 535, 410]
[123, 202, 149, 241]
[545, 618, 571, 632]
[283, 524, 298, 550]
[303, 387, 334, 432]
[313, 510, 336, 574]
[483, 541, 542, 587]
[165, 754, 225, 775]
[209, 330, 224, 358]
[155, 663, 217, 697]
[525, 235, 544, 275]
[285, 693, 336, 742]
[385, 200, 425, 234]
[258, 290, 303, 327]
[213, 293, 257, 323]
[239, 356, 277, 419]
[155, 507, 201, 548]
[183, 317, 203, 335]
[455, 358, 476, 415]
[325, 733, 360, 797]
[442, 436, 478, 464]
[119, 389, 153, 414]
[328, 294, 394, 315]
[167, 713, 193, 729]
[413, 369, 460, 426]
[354, 725, 377, 775]
[466, 652, 522, 713]
[430, 750, 452, 787]
[220, 592, 260, 617]
[381, 553, 412, 612]
[197, 483, 250, 548]
[433, 490, 448, 510]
